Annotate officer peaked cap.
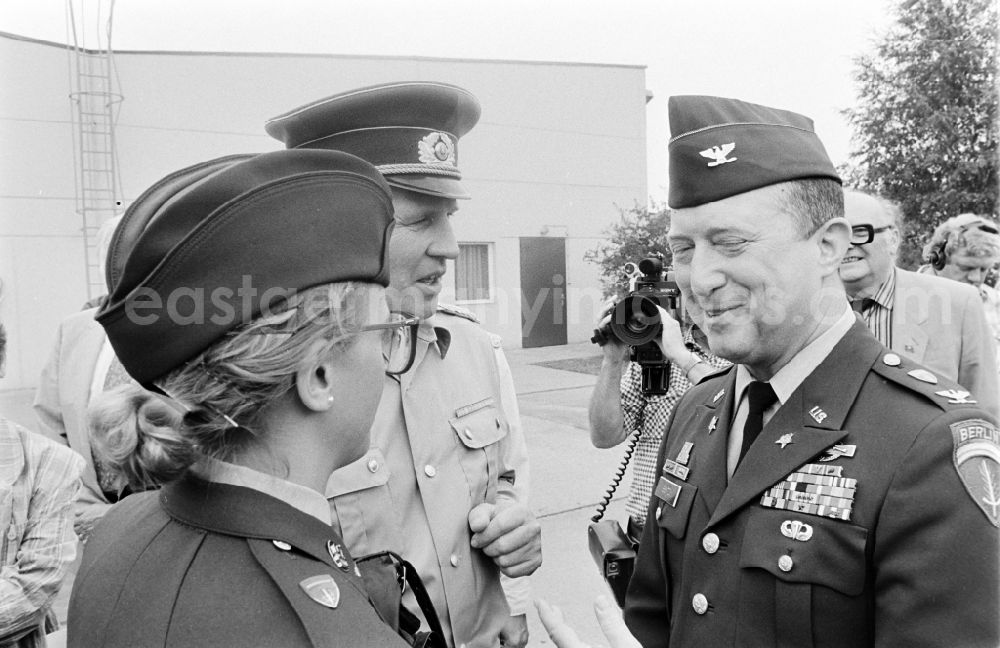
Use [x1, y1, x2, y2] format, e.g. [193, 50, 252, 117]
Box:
[667, 95, 841, 209]
[97, 149, 395, 385]
[265, 81, 481, 200]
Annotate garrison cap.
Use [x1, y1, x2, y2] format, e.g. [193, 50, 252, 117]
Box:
[96, 149, 394, 385]
[106, 154, 253, 293]
[265, 81, 481, 200]
[667, 95, 841, 209]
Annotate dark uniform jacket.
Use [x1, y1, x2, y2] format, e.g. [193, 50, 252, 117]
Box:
[68, 474, 408, 648]
[624, 321, 1000, 648]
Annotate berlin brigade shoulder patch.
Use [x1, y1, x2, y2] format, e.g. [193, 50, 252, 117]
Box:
[950, 418, 1000, 528]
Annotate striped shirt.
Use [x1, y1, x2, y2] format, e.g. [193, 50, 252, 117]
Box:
[620, 328, 732, 524]
[855, 267, 897, 347]
[0, 419, 83, 647]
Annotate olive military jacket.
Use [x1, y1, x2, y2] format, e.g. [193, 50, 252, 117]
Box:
[68, 474, 407, 648]
[326, 308, 529, 648]
[624, 321, 1000, 648]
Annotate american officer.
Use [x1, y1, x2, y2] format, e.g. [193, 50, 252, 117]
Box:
[622, 95, 1000, 647]
[69, 149, 418, 646]
[266, 82, 540, 648]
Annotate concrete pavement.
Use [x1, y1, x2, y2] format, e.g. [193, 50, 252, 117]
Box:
[504, 341, 635, 647]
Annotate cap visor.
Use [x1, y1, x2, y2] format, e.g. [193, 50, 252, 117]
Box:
[386, 175, 470, 200]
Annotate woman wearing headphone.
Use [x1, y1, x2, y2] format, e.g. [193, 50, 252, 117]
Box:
[919, 213, 1000, 392]
[67, 149, 418, 647]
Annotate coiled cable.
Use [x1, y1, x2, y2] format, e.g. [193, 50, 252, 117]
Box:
[592, 427, 642, 523]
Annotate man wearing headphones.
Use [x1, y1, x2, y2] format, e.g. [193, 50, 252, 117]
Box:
[919, 212, 1000, 396]
[840, 189, 998, 416]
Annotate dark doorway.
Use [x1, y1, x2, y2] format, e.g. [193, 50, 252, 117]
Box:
[519, 237, 567, 348]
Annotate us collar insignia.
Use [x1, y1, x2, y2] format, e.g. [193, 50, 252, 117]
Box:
[708, 415, 718, 434]
[712, 388, 725, 403]
[418, 132, 456, 166]
[327, 541, 351, 572]
[937, 389, 977, 404]
[808, 406, 828, 424]
[300, 575, 341, 608]
[699, 142, 737, 167]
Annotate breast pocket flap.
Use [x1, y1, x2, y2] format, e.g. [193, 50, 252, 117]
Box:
[449, 402, 506, 449]
[655, 479, 698, 540]
[739, 507, 868, 596]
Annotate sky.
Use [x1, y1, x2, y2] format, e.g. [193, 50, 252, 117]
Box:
[1, 0, 897, 202]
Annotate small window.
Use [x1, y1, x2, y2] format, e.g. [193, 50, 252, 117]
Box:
[456, 243, 492, 302]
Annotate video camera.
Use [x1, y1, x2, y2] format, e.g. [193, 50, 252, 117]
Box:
[591, 256, 683, 395]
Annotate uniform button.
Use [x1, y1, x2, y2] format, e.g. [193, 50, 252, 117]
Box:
[655, 505, 662, 519]
[367, 458, 379, 473]
[272, 539, 292, 551]
[701, 533, 720, 555]
[424, 465, 437, 477]
[7, 527, 17, 541]
[692, 593, 709, 615]
[450, 554, 459, 567]
[778, 555, 794, 572]
[463, 428, 474, 441]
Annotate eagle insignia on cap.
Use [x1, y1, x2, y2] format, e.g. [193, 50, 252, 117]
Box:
[418, 132, 457, 166]
[699, 143, 737, 167]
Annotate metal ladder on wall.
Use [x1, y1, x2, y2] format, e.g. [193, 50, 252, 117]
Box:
[67, 0, 124, 302]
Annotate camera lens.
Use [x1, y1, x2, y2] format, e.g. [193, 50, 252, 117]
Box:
[609, 295, 662, 346]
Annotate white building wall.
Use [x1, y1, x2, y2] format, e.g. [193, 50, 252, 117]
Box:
[0, 31, 647, 395]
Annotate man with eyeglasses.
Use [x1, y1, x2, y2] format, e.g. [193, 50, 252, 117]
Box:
[840, 189, 998, 416]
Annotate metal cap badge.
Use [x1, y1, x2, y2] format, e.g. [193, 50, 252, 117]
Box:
[667, 95, 841, 209]
[266, 81, 481, 200]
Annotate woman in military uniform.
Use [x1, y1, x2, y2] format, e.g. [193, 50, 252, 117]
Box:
[67, 149, 418, 647]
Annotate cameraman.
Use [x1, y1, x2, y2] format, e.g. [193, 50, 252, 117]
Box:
[588, 297, 730, 540]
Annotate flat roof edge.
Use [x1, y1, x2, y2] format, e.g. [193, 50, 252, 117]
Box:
[0, 30, 646, 70]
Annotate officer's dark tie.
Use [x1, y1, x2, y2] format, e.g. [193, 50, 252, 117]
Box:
[851, 298, 877, 313]
[738, 381, 778, 465]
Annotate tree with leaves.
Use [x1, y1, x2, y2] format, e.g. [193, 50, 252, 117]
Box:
[843, 0, 998, 269]
[584, 201, 671, 298]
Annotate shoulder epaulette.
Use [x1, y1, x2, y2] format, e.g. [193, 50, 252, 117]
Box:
[871, 351, 981, 412]
[436, 302, 480, 323]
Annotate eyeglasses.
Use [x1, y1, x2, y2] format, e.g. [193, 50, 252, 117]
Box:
[357, 312, 420, 375]
[850, 224, 894, 246]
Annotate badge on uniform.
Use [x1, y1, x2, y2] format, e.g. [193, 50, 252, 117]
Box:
[950, 418, 1000, 527]
[300, 575, 341, 608]
[937, 389, 977, 404]
[819, 444, 856, 462]
[654, 476, 682, 507]
[760, 463, 857, 521]
[327, 540, 351, 572]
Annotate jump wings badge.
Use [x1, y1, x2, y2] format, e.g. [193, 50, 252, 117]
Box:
[950, 418, 1000, 527]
